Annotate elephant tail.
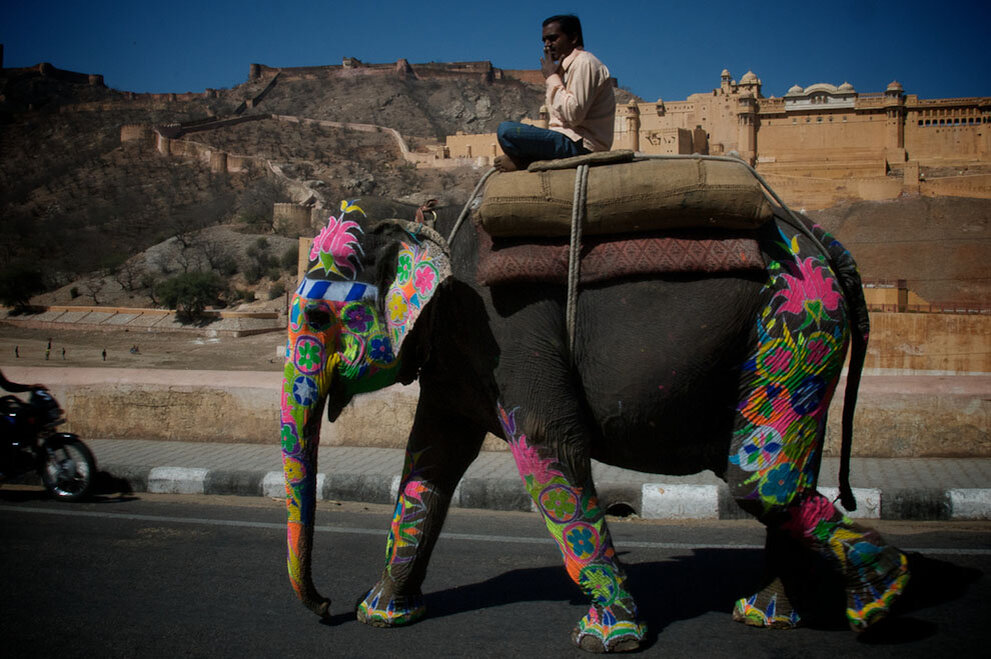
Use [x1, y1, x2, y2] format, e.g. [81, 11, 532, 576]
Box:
[809, 221, 869, 512]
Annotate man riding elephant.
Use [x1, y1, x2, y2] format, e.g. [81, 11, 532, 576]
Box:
[495, 14, 616, 172]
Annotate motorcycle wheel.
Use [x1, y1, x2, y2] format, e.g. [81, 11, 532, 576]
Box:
[40, 437, 96, 501]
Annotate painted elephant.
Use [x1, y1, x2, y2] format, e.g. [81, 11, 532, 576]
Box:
[280, 187, 909, 652]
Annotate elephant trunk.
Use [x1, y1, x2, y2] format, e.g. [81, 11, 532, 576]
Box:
[282, 351, 337, 618]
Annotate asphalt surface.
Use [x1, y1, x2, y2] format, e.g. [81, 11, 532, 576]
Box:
[1, 495, 988, 658]
[42, 438, 991, 520]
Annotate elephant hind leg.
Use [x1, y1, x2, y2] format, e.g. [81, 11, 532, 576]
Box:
[775, 492, 910, 632]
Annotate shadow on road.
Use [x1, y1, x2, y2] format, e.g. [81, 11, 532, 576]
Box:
[413, 546, 982, 650]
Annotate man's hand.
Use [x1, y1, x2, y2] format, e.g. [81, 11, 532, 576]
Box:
[540, 49, 560, 79]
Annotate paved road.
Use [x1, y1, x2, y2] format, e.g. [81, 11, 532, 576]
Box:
[1, 491, 988, 657]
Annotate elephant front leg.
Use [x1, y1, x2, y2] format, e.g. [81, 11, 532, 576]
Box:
[501, 405, 646, 653]
[732, 529, 804, 629]
[356, 403, 484, 627]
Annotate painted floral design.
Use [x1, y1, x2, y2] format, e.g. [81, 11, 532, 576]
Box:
[541, 485, 579, 522]
[291, 375, 318, 407]
[759, 463, 802, 505]
[387, 291, 409, 326]
[497, 402, 645, 647]
[566, 524, 599, 560]
[732, 426, 783, 473]
[342, 303, 374, 334]
[508, 433, 562, 487]
[729, 226, 849, 511]
[497, 404, 518, 438]
[774, 256, 843, 330]
[396, 252, 413, 284]
[280, 423, 300, 455]
[368, 336, 394, 363]
[309, 202, 365, 279]
[294, 336, 323, 374]
[413, 264, 437, 296]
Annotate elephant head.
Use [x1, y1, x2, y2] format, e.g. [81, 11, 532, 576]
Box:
[280, 200, 451, 615]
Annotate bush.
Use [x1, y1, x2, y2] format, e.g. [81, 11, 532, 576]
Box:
[268, 282, 286, 300]
[155, 271, 223, 320]
[231, 288, 256, 303]
[281, 245, 299, 270]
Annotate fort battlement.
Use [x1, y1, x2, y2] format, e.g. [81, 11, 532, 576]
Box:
[4, 61, 106, 87]
[248, 58, 541, 85]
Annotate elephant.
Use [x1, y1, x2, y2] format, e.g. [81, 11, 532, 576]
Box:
[280, 179, 909, 652]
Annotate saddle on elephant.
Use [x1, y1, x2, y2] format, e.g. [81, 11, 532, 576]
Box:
[475, 151, 774, 286]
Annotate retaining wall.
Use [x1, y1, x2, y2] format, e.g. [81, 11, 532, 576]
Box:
[2, 367, 986, 458]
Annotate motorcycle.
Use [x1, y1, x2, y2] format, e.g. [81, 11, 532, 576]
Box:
[1, 388, 96, 501]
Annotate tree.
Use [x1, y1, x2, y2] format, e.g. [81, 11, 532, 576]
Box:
[0, 262, 44, 310]
[155, 271, 223, 321]
[113, 259, 144, 292]
[79, 275, 108, 305]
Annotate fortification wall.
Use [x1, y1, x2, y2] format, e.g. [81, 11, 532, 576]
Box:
[446, 132, 502, 161]
[759, 173, 905, 209]
[907, 123, 991, 160]
[921, 174, 991, 198]
[273, 202, 312, 235]
[120, 124, 152, 143]
[866, 311, 991, 373]
[250, 59, 502, 84]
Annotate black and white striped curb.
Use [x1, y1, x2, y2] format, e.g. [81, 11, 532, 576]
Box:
[103, 465, 991, 521]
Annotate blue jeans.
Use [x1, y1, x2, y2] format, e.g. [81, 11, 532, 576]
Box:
[497, 121, 589, 166]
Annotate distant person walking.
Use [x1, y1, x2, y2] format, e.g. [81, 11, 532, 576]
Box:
[102, 348, 107, 362]
[14, 346, 18, 359]
[495, 14, 615, 172]
[62, 347, 66, 360]
[45, 347, 50, 361]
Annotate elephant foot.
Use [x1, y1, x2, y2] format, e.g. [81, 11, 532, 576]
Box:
[355, 580, 425, 628]
[732, 578, 801, 629]
[570, 604, 647, 653]
[845, 549, 910, 632]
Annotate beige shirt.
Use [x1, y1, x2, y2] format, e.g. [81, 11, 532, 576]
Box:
[545, 48, 616, 152]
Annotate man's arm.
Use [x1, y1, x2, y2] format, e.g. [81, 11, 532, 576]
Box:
[545, 53, 603, 128]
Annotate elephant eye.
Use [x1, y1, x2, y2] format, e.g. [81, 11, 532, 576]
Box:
[305, 308, 332, 330]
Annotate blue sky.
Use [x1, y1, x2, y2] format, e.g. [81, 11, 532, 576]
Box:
[3, 1, 989, 102]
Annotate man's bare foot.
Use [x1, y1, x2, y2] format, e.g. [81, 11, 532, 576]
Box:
[494, 155, 520, 172]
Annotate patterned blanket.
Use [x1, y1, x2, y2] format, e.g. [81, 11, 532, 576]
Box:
[476, 224, 765, 286]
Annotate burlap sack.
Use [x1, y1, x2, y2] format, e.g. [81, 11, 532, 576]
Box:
[478, 157, 774, 237]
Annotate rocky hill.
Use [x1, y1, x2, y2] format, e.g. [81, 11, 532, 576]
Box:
[0, 63, 986, 312]
[0, 63, 560, 309]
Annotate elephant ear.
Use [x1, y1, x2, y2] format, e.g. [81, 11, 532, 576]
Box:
[378, 220, 452, 356]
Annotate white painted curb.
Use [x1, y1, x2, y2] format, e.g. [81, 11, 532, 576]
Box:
[949, 488, 991, 520]
[147, 467, 209, 494]
[262, 471, 285, 499]
[641, 484, 719, 520]
[262, 471, 325, 500]
[819, 487, 882, 519]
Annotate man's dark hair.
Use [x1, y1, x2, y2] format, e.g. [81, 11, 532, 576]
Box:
[542, 14, 584, 48]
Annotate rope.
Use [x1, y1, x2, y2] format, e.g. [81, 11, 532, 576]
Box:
[566, 163, 589, 353]
[447, 167, 497, 245]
